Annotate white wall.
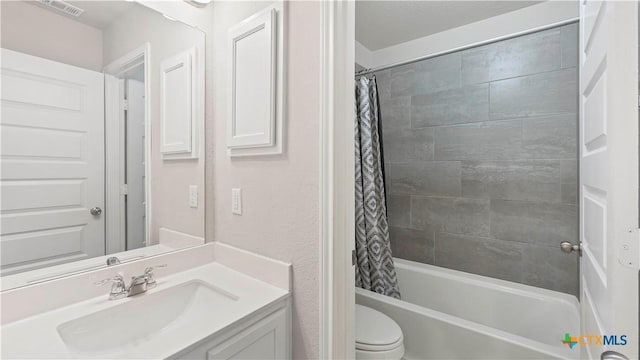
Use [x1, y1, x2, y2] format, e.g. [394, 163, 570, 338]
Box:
[102, 4, 206, 242]
[356, 1, 579, 70]
[355, 40, 373, 69]
[207, 1, 321, 358]
[0, 1, 103, 71]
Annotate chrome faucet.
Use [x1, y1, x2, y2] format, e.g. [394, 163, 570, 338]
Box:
[95, 274, 128, 300]
[95, 264, 167, 300]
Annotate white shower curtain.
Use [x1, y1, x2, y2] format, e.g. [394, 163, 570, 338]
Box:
[354, 76, 401, 299]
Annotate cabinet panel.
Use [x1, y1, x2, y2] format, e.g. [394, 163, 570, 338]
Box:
[212, 327, 276, 360]
[160, 47, 199, 159]
[227, 8, 276, 150]
[226, 2, 285, 157]
[171, 302, 291, 360]
[207, 308, 287, 360]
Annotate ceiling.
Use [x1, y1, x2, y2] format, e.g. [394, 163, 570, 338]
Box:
[356, 1, 543, 51]
[29, 0, 136, 29]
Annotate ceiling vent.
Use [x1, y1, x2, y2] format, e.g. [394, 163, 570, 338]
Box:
[35, 0, 84, 17]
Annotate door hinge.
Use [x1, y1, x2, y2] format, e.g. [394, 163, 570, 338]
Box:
[352, 250, 356, 266]
[120, 184, 128, 195]
[122, 99, 129, 111]
[618, 228, 640, 268]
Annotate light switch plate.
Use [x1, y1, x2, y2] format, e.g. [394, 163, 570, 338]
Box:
[232, 188, 242, 215]
[189, 185, 198, 208]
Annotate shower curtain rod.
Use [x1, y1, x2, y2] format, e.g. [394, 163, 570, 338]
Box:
[354, 18, 577, 78]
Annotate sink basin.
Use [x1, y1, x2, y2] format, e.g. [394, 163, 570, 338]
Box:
[57, 280, 238, 356]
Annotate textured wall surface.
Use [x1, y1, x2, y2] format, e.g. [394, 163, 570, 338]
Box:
[208, 2, 321, 358]
[376, 24, 579, 295]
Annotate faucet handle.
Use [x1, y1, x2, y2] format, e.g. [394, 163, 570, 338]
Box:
[94, 273, 124, 286]
[144, 264, 168, 273]
[144, 264, 167, 289]
[94, 274, 128, 300]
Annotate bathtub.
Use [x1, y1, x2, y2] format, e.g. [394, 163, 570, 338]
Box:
[356, 259, 580, 359]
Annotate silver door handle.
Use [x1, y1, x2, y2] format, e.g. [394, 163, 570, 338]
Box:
[90, 207, 102, 216]
[560, 241, 581, 254]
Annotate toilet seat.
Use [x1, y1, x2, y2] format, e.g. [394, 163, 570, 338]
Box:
[356, 337, 404, 352]
[355, 304, 404, 360]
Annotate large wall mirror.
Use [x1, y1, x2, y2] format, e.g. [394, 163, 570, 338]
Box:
[0, 1, 206, 290]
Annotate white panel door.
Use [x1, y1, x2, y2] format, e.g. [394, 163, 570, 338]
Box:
[126, 79, 146, 250]
[579, 1, 638, 359]
[0, 48, 105, 275]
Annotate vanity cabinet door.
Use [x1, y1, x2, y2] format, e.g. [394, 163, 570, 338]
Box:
[207, 307, 289, 360]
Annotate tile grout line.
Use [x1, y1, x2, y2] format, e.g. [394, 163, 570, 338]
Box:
[409, 112, 579, 131]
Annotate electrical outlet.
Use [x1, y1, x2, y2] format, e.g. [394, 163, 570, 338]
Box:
[232, 188, 242, 215]
[189, 185, 198, 208]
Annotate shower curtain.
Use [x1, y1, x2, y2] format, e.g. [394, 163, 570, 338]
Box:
[354, 76, 401, 299]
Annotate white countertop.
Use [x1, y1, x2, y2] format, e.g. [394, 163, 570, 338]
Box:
[1, 261, 289, 359]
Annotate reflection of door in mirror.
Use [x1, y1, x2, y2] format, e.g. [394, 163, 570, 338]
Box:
[106, 64, 148, 253]
[1, 49, 106, 275]
[0, 49, 150, 274]
[0, 0, 206, 287]
[0, 48, 150, 275]
[125, 77, 146, 251]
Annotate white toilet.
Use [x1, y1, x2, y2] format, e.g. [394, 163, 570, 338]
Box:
[355, 304, 405, 360]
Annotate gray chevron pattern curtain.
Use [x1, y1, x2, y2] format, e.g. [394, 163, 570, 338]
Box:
[354, 76, 401, 299]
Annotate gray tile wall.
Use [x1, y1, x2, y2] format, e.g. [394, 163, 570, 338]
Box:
[376, 24, 579, 295]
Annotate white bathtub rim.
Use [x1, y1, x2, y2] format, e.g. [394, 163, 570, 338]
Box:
[356, 287, 575, 360]
[393, 258, 580, 309]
